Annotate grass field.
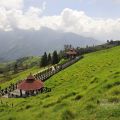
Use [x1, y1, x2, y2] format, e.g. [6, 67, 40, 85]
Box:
[0, 66, 42, 89]
[0, 46, 120, 120]
[0, 56, 41, 88]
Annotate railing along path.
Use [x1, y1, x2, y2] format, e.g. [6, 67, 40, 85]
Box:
[0, 56, 83, 97]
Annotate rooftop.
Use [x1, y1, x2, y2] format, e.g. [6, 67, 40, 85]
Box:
[17, 73, 44, 91]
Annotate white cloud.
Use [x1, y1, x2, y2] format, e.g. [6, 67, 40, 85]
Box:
[0, 1, 120, 41]
[0, 0, 23, 9]
[25, 7, 42, 17]
[39, 8, 120, 40]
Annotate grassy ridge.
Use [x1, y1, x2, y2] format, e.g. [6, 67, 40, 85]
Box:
[0, 46, 120, 120]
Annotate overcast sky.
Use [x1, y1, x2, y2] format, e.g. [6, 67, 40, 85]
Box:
[0, 0, 120, 41]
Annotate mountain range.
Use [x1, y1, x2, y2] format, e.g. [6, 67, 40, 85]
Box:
[0, 27, 101, 61]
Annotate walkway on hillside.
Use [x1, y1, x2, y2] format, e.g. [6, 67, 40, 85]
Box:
[1, 56, 83, 98]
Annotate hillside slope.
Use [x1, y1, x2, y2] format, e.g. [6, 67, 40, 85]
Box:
[0, 46, 120, 120]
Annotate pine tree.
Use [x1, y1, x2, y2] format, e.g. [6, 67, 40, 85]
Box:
[40, 55, 44, 67]
[40, 52, 48, 67]
[47, 53, 52, 65]
[44, 52, 47, 65]
[59, 50, 64, 60]
[52, 51, 59, 65]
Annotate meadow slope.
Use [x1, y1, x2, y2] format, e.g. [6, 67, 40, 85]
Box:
[0, 46, 120, 120]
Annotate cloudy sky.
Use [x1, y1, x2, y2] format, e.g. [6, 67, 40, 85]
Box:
[0, 0, 120, 41]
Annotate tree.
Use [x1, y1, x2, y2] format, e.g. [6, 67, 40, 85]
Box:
[64, 44, 73, 51]
[110, 40, 114, 44]
[107, 40, 110, 43]
[13, 63, 18, 73]
[52, 51, 59, 65]
[40, 52, 48, 67]
[47, 53, 52, 65]
[3, 65, 12, 80]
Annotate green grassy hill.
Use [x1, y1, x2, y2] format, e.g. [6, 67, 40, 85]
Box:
[0, 46, 120, 120]
[0, 56, 40, 86]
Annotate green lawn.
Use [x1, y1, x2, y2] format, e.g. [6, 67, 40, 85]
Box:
[0, 46, 120, 120]
[0, 66, 48, 89]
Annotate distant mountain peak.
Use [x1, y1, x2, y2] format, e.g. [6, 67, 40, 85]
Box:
[0, 28, 101, 61]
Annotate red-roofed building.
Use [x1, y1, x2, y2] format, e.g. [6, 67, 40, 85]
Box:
[66, 48, 77, 59]
[17, 73, 44, 96]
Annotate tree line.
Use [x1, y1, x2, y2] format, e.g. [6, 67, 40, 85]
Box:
[40, 51, 60, 67]
[76, 40, 120, 56]
[1, 40, 120, 75]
